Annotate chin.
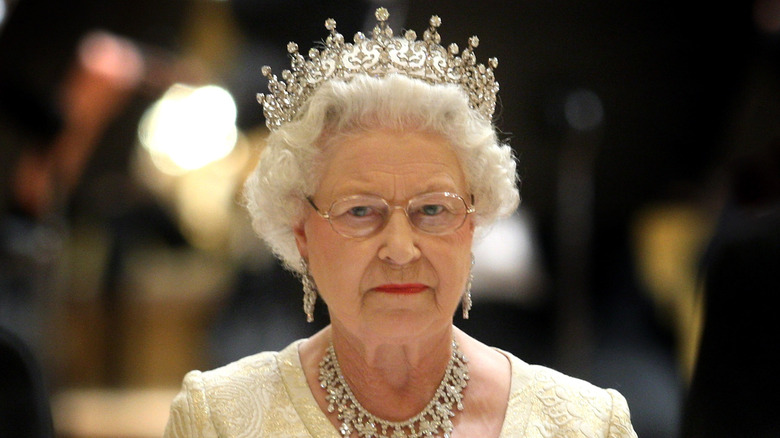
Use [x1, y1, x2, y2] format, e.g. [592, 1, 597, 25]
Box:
[360, 308, 451, 340]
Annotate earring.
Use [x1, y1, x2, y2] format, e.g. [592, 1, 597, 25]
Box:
[300, 259, 317, 323]
[462, 254, 474, 319]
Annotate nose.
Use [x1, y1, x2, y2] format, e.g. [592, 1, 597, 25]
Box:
[377, 207, 421, 265]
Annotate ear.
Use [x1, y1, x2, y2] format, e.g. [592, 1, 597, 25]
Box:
[294, 223, 309, 260]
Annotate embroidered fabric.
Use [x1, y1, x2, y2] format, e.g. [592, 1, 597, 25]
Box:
[164, 340, 637, 438]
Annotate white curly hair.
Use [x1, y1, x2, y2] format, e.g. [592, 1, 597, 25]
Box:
[243, 73, 520, 274]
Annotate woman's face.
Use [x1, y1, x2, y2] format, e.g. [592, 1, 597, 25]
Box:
[294, 128, 474, 342]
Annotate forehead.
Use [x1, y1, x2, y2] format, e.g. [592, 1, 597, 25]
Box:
[317, 128, 467, 197]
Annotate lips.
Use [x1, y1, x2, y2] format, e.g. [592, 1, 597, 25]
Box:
[374, 283, 428, 294]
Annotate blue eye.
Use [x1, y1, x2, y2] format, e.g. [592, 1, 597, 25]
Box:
[420, 204, 445, 216]
[348, 206, 374, 217]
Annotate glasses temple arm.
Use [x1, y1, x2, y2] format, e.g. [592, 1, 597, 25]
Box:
[306, 197, 329, 218]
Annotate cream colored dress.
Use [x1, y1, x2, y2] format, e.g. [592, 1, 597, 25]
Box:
[164, 340, 637, 437]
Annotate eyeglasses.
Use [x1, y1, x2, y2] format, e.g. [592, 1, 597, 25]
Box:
[307, 192, 475, 238]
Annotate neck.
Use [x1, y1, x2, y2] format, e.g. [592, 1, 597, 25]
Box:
[327, 324, 458, 418]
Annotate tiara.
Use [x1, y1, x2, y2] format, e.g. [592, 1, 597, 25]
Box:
[256, 7, 499, 130]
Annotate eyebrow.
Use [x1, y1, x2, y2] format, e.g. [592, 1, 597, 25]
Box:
[329, 177, 463, 199]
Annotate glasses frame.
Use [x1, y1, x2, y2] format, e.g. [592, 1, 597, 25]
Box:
[307, 192, 476, 238]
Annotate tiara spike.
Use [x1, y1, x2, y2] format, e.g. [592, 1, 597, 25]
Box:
[325, 18, 336, 31]
[375, 7, 390, 22]
[257, 8, 499, 130]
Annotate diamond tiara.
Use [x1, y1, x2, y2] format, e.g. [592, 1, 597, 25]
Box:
[256, 7, 499, 131]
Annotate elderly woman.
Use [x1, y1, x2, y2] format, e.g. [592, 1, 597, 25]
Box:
[164, 8, 637, 438]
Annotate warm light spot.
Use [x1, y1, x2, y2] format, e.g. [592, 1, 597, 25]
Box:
[78, 30, 144, 87]
[138, 84, 237, 174]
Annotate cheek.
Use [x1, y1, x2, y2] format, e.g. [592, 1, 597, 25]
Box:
[448, 221, 474, 260]
[306, 222, 371, 297]
[306, 221, 341, 270]
[452, 227, 475, 285]
[306, 220, 337, 259]
[429, 229, 474, 292]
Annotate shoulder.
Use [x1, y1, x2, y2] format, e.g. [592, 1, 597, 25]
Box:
[197, 349, 282, 388]
[195, 345, 300, 414]
[501, 351, 637, 438]
[165, 342, 306, 437]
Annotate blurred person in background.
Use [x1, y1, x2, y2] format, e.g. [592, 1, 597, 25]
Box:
[681, 2, 780, 434]
[0, 6, 145, 436]
[680, 139, 780, 438]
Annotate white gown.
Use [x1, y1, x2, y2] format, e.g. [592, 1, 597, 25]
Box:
[164, 340, 637, 437]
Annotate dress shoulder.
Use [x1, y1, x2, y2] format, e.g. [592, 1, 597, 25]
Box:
[164, 343, 311, 437]
[164, 369, 219, 438]
[501, 352, 638, 438]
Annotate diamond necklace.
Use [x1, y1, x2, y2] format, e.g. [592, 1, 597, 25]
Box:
[318, 339, 469, 438]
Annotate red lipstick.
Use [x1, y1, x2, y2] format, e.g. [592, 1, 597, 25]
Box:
[374, 283, 428, 294]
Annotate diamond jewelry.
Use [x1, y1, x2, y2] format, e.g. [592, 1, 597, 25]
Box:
[319, 339, 469, 438]
[461, 254, 475, 319]
[300, 259, 318, 322]
[257, 7, 499, 131]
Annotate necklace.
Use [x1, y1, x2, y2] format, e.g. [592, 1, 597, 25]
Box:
[318, 339, 469, 438]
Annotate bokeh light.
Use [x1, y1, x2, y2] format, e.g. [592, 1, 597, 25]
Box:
[138, 84, 237, 175]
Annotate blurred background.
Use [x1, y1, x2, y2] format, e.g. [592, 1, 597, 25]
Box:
[1, 0, 778, 437]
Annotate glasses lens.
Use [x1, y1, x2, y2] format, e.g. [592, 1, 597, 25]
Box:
[407, 192, 468, 234]
[328, 195, 388, 237]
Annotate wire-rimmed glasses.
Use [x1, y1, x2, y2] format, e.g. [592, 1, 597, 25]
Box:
[307, 192, 475, 238]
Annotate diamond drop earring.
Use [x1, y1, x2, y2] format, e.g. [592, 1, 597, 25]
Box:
[300, 259, 317, 323]
[462, 254, 474, 319]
